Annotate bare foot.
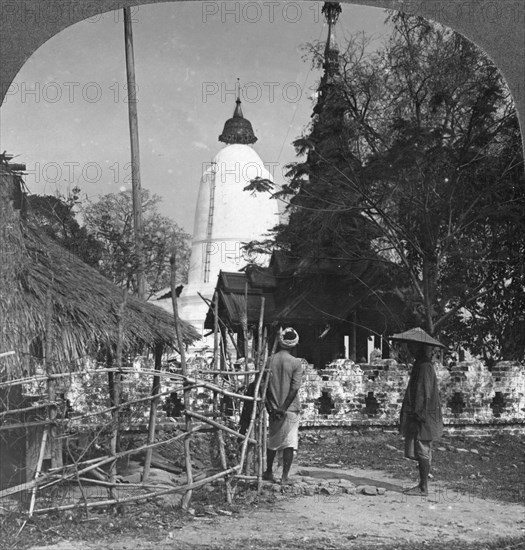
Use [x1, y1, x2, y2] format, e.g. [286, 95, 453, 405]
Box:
[403, 485, 428, 496]
[262, 471, 278, 483]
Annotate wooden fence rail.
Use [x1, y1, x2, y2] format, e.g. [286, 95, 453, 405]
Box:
[0, 272, 275, 515]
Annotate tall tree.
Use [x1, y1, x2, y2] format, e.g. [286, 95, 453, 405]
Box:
[26, 188, 103, 268]
[270, 12, 525, 359]
[357, 14, 525, 353]
[81, 189, 190, 298]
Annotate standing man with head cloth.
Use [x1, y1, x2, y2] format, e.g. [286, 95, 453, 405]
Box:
[263, 327, 303, 485]
[393, 328, 445, 496]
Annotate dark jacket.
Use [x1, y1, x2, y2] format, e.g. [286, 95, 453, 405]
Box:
[400, 357, 443, 441]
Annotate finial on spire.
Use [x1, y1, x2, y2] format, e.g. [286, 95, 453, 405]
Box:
[219, 81, 257, 145]
[322, 2, 341, 78]
[322, 2, 341, 26]
[233, 78, 244, 118]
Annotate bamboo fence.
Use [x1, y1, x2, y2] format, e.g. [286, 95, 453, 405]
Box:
[0, 262, 274, 516]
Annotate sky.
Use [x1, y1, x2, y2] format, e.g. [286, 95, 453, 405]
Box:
[0, 1, 390, 233]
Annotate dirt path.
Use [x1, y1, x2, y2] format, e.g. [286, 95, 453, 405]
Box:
[26, 465, 525, 549]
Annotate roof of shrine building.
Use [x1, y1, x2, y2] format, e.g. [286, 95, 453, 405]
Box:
[203, 265, 364, 331]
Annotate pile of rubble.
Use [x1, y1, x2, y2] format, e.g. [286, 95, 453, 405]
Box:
[261, 475, 388, 497]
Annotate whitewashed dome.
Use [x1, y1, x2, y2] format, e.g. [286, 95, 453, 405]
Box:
[178, 98, 280, 335]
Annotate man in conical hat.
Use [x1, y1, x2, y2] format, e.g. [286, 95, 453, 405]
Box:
[263, 327, 302, 485]
[392, 328, 445, 496]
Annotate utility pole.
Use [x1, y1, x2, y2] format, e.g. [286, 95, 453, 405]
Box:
[123, 6, 145, 299]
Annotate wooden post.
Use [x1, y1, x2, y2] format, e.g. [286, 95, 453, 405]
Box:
[242, 282, 249, 388]
[255, 298, 263, 370]
[258, 332, 278, 492]
[123, 7, 145, 299]
[255, 298, 265, 486]
[28, 428, 48, 516]
[260, 408, 268, 492]
[237, 340, 267, 478]
[170, 253, 193, 511]
[109, 292, 127, 500]
[44, 293, 61, 471]
[236, 300, 269, 486]
[351, 311, 357, 362]
[212, 292, 231, 503]
[213, 292, 220, 372]
[143, 344, 163, 481]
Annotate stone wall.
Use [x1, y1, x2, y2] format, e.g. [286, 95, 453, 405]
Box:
[298, 358, 525, 427]
[160, 355, 524, 428]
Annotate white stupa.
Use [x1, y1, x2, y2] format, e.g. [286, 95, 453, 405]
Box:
[178, 96, 280, 339]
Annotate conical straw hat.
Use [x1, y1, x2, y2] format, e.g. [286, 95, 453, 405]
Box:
[389, 327, 446, 348]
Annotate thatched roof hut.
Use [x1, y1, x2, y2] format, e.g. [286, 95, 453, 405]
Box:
[0, 162, 199, 379]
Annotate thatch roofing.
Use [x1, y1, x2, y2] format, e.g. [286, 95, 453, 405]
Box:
[0, 167, 199, 378]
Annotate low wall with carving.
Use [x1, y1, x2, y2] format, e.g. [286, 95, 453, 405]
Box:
[158, 355, 524, 429]
[298, 358, 525, 427]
